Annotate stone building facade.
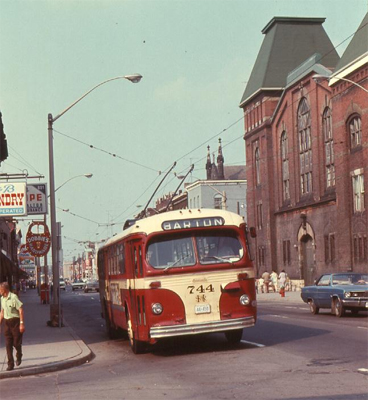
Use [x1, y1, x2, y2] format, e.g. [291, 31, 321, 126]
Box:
[239, 15, 367, 283]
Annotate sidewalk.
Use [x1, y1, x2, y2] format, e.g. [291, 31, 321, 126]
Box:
[0, 289, 93, 380]
[256, 289, 304, 304]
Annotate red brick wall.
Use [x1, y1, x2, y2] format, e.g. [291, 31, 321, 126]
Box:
[242, 65, 368, 281]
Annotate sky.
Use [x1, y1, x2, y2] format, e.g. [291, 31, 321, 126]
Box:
[0, 0, 367, 262]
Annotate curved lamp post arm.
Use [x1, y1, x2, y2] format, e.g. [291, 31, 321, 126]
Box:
[48, 73, 142, 327]
[52, 74, 143, 123]
[47, 174, 93, 198]
[313, 74, 368, 94]
[334, 77, 368, 94]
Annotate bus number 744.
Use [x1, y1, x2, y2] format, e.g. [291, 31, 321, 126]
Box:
[187, 284, 215, 294]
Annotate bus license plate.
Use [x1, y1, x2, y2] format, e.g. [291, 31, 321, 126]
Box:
[195, 304, 211, 314]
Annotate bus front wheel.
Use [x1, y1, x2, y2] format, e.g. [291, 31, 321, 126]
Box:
[126, 310, 146, 354]
[225, 329, 243, 344]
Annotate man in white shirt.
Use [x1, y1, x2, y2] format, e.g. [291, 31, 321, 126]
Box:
[0, 282, 25, 371]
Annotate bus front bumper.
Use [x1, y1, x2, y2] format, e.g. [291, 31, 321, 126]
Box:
[150, 316, 255, 339]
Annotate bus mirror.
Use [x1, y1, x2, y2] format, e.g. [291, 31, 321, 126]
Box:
[249, 227, 257, 238]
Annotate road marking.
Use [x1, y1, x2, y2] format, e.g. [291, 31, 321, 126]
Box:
[357, 326, 368, 330]
[357, 368, 368, 375]
[268, 314, 289, 319]
[284, 306, 309, 311]
[240, 340, 265, 348]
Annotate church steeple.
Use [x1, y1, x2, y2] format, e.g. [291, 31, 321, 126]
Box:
[206, 145, 212, 180]
[217, 138, 224, 180]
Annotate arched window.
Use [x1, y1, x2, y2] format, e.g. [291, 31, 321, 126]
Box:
[255, 147, 260, 186]
[349, 115, 362, 148]
[298, 98, 312, 195]
[214, 194, 223, 209]
[323, 107, 335, 188]
[281, 131, 290, 200]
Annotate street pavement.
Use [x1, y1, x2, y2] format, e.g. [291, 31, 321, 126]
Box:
[0, 289, 93, 380]
[0, 286, 303, 380]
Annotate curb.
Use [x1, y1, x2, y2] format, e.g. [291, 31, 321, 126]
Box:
[0, 321, 94, 380]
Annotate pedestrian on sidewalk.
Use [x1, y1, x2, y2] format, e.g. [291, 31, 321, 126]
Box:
[257, 277, 264, 293]
[279, 270, 287, 297]
[261, 271, 271, 293]
[270, 270, 278, 293]
[0, 282, 25, 371]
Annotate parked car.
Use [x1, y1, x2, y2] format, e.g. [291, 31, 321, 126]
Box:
[301, 273, 368, 317]
[27, 279, 36, 289]
[59, 278, 66, 291]
[71, 279, 85, 291]
[84, 280, 99, 293]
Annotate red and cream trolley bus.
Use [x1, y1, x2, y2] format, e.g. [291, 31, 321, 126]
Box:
[97, 208, 256, 353]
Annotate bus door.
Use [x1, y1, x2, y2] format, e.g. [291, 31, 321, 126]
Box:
[126, 240, 145, 339]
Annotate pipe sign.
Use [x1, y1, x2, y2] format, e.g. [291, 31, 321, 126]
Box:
[27, 183, 47, 215]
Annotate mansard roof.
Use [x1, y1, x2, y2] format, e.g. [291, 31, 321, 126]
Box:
[334, 12, 368, 73]
[239, 17, 340, 107]
[224, 165, 246, 180]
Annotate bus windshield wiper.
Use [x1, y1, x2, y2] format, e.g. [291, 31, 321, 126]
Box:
[163, 257, 186, 271]
[201, 255, 233, 264]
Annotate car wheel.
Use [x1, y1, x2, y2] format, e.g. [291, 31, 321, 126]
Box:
[126, 310, 146, 354]
[224, 329, 243, 344]
[308, 299, 319, 315]
[333, 298, 345, 317]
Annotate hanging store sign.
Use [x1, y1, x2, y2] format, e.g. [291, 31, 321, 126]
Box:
[26, 221, 51, 257]
[0, 182, 27, 216]
[18, 244, 35, 268]
[27, 183, 48, 215]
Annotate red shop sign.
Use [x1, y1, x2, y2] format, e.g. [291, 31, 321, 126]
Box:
[26, 221, 51, 257]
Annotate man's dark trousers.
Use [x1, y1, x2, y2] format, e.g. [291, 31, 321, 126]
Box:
[4, 318, 23, 368]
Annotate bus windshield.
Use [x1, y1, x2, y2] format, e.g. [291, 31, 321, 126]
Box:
[146, 231, 243, 270]
[196, 233, 243, 264]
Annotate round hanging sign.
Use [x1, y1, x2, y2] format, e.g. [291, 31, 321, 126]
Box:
[26, 221, 51, 257]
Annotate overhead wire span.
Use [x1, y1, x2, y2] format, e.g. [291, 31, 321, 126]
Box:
[53, 129, 160, 173]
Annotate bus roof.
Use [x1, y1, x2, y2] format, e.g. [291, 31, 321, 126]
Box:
[102, 209, 245, 248]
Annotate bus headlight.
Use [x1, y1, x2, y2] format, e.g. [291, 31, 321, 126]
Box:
[239, 294, 250, 306]
[152, 303, 163, 315]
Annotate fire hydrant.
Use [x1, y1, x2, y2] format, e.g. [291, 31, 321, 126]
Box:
[280, 287, 285, 297]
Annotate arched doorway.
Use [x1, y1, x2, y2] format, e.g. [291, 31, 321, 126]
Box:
[300, 234, 314, 285]
[297, 221, 315, 286]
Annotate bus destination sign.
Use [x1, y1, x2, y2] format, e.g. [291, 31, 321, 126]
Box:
[162, 217, 225, 231]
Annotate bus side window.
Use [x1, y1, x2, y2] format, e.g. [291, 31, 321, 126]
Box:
[134, 247, 138, 277]
[138, 246, 143, 276]
[119, 243, 125, 274]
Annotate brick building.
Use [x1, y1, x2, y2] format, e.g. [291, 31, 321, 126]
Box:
[239, 15, 367, 283]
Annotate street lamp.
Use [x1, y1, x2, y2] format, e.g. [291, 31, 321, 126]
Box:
[48, 73, 142, 327]
[54, 173, 93, 193]
[312, 73, 368, 94]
